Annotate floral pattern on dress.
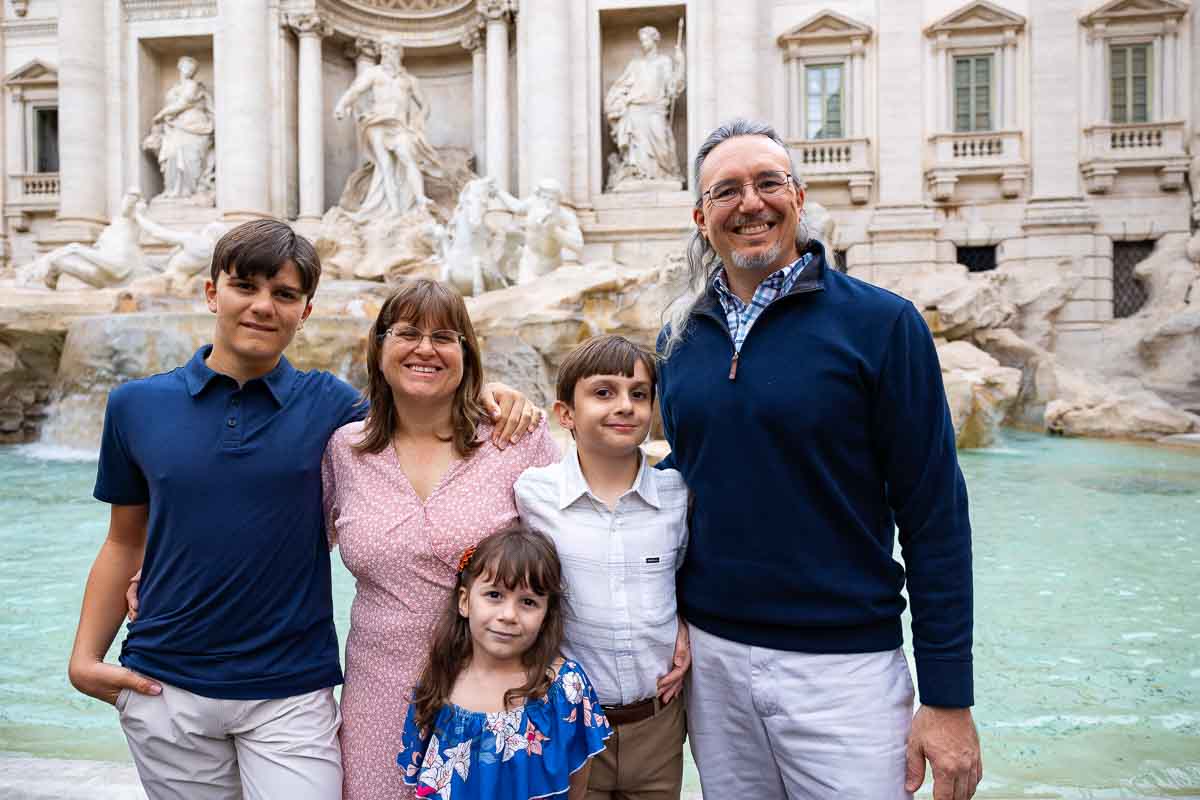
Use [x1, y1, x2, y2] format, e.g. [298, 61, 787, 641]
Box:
[397, 661, 612, 800]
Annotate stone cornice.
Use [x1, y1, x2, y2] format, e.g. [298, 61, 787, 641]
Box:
[925, 0, 1026, 36]
[0, 17, 55, 39]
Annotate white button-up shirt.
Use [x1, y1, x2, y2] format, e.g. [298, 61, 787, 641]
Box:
[515, 448, 689, 706]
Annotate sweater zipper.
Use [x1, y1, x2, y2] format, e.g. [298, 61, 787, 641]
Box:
[725, 284, 823, 382]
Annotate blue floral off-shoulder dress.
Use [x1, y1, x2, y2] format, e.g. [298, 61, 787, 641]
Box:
[398, 661, 612, 800]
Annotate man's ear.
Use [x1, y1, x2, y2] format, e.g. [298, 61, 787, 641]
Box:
[553, 400, 574, 432]
[692, 205, 709, 241]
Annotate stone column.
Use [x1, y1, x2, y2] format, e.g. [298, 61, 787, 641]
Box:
[518, 0, 569, 194]
[461, 21, 487, 177]
[217, 0, 271, 220]
[54, 0, 108, 240]
[936, 34, 949, 132]
[714, 0, 760, 119]
[289, 13, 331, 224]
[1089, 23, 1106, 125]
[480, 0, 516, 193]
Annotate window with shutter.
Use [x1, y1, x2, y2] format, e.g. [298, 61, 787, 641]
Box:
[953, 55, 992, 132]
[805, 64, 844, 140]
[1110, 43, 1151, 123]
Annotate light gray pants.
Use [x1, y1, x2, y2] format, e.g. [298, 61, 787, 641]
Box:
[116, 681, 342, 800]
[686, 624, 914, 800]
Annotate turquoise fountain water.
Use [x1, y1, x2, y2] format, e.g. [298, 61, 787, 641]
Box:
[1, 431, 1197, 797]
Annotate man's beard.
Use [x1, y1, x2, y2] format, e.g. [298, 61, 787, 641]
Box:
[729, 239, 784, 271]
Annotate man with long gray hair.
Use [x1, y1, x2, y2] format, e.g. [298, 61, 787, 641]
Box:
[656, 119, 981, 799]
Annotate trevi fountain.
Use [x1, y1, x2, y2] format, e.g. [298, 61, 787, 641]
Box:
[0, 0, 1198, 797]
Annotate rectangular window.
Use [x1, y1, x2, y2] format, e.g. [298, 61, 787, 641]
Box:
[35, 107, 59, 173]
[953, 55, 992, 132]
[1112, 241, 1152, 318]
[805, 64, 843, 140]
[1110, 43, 1150, 123]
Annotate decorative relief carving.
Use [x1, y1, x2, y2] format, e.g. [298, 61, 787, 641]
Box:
[460, 17, 484, 51]
[287, 12, 332, 38]
[121, 0, 217, 22]
[340, 0, 472, 17]
[477, 0, 517, 22]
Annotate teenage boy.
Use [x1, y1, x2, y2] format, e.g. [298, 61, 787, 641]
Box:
[67, 219, 537, 799]
[515, 335, 690, 800]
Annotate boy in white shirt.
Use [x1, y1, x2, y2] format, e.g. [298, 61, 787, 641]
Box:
[515, 334, 690, 800]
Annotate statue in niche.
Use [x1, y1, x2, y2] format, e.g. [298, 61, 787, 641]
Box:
[333, 37, 446, 218]
[493, 179, 584, 286]
[35, 190, 146, 290]
[441, 177, 510, 297]
[604, 23, 686, 192]
[142, 56, 215, 205]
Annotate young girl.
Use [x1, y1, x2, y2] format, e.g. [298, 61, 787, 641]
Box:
[398, 524, 611, 800]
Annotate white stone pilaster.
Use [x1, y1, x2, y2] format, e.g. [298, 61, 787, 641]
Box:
[1003, 32, 1017, 130]
[715, 0, 759, 120]
[1162, 21, 1177, 119]
[480, 0, 515, 192]
[1090, 24, 1106, 125]
[936, 34, 949, 132]
[518, 0, 569, 195]
[851, 39, 865, 138]
[1028, 0, 1081, 199]
[54, 0, 108, 238]
[217, 0, 271, 220]
[290, 14, 331, 223]
[788, 56, 801, 138]
[461, 22, 487, 177]
[876, 3, 926, 205]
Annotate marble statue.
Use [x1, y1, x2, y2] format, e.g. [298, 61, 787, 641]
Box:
[442, 177, 509, 297]
[39, 190, 146, 290]
[134, 209, 226, 293]
[604, 24, 686, 192]
[142, 56, 215, 204]
[494, 179, 583, 285]
[333, 37, 443, 218]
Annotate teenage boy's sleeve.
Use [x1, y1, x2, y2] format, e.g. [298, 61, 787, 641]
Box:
[872, 302, 973, 709]
[94, 386, 149, 506]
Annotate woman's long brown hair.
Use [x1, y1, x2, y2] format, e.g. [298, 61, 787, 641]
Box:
[354, 279, 487, 458]
[411, 524, 566, 733]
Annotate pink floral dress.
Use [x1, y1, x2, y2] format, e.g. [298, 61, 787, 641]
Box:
[321, 419, 559, 800]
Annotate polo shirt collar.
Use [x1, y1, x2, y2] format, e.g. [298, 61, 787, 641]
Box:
[557, 446, 661, 510]
[182, 344, 296, 406]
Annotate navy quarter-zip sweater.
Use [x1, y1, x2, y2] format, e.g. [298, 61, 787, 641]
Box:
[656, 240, 973, 707]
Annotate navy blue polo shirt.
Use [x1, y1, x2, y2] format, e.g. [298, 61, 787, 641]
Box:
[95, 345, 366, 699]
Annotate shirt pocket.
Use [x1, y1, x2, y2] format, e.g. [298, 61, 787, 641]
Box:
[627, 528, 683, 617]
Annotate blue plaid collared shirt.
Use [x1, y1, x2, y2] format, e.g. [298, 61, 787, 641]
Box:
[712, 252, 814, 353]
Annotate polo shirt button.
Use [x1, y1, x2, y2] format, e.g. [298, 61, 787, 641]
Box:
[227, 417, 237, 427]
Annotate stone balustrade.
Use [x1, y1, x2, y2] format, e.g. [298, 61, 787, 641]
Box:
[1080, 120, 1188, 193]
[786, 137, 874, 204]
[5, 173, 60, 230]
[924, 130, 1028, 202]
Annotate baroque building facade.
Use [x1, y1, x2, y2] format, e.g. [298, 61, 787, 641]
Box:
[1, 0, 1196, 366]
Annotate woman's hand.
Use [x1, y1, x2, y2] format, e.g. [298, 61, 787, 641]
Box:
[481, 382, 543, 449]
[67, 659, 160, 707]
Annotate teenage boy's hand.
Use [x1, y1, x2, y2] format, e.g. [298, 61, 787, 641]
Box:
[125, 569, 141, 622]
[481, 382, 542, 449]
[68, 659, 160, 707]
[656, 618, 691, 704]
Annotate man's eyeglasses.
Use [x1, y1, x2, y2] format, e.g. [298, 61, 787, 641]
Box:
[380, 326, 464, 349]
[701, 171, 794, 207]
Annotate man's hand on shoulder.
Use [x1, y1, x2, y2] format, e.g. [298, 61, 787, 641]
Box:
[905, 705, 982, 800]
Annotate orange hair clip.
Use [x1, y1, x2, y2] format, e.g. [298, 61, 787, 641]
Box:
[457, 544, 478, 575]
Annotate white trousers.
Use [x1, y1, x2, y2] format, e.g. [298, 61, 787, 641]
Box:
[116, 681, 342, 800]
[686, 624, 914, 800]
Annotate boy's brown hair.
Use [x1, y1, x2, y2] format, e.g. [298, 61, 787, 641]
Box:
[210, 219, 322, 300]
[555, 334, 658, 406]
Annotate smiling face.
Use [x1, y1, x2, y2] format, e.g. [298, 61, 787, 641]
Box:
[458, 570, 548, 668]
[693, 134, 805, 277]
[204, 260, 310, 373]
[555, 358, 654, 459]
[379, 316, 465, 407]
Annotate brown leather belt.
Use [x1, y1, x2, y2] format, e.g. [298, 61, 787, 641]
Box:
[602, 697, 656, 726]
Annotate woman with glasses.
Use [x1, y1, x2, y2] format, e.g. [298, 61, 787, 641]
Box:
[321, 279, 559, 799]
